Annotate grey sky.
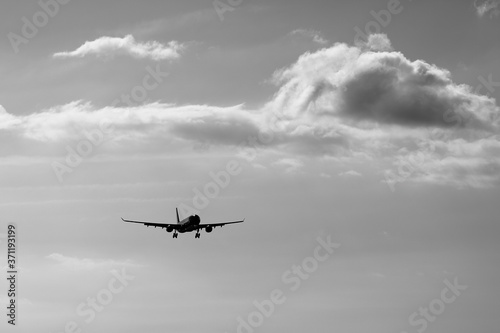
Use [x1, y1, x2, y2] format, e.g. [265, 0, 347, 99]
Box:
[0, 1, 499, 332]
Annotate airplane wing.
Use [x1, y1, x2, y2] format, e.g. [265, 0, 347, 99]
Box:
[197, 219, 245, 230]
[121, 218, 181, 230]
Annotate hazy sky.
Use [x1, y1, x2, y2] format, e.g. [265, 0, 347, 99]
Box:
[0, 0, 499, 332]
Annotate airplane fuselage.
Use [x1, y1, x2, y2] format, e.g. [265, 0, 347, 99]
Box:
[177, 215, 201, 233]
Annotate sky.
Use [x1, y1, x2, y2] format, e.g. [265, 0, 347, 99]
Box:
[0, 0, 500, 332]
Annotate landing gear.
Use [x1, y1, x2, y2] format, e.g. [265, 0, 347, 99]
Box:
[173, 232, 178, 238]
[195, 232, 200, 239]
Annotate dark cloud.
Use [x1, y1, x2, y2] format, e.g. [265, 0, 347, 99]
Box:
[271, 35, 497, 131]
[170, 114, 261, 146]
[1, 34, 499, 188]
[340, 66, 488, 129]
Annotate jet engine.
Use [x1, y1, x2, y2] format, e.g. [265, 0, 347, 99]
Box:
[206, 226, 213, 233]
[166, 226, 174, 233]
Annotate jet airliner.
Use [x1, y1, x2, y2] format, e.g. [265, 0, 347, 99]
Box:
[121, 208, 244, 238]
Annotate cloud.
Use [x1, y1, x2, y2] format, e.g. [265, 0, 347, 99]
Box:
[272, 158, 304, 174]
[3, 101, 260, 145]
[269, 33, 497, 130]
[364, 34, 393, 52]
[390, 137, 500, 188]
[53, 35, 184, 61]
[0, 104, 18, 130]
[46, 253, 140, 271]
[2, 34, 500, 189]
[290, 29, 329, 45]
[0, 100, 345, 157]
[474, 0, 500, 17]
[338, 170, 362, 177]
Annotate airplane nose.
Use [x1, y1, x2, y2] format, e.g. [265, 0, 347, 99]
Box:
[189, 215, 201, 224]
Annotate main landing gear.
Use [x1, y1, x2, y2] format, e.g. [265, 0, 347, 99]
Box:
[173, 232, 178, 238]
[195, 232, 200, 239]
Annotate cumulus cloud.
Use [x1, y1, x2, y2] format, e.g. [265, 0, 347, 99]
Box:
[2, 34, 500, 188]
[46, 253, 140, 271]
[365, 33, 393, 52]
[270, 34, 497, 131]
[53, 34, 184, 61]
[0, 104, 18, 130]
[474, 0, 500, 17]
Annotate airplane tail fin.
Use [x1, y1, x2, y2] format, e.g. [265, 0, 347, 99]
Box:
[176, 207, 180, 224]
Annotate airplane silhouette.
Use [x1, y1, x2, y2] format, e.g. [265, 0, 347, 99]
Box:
[122, 208, 244, 238]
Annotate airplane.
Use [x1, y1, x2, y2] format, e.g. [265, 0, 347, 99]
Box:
[121, 208, 245, 239]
